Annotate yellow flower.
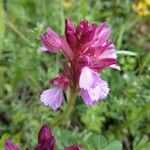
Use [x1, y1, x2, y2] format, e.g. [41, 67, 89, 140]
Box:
[132, 0, 150, 16]
[63, 1, 72, 9]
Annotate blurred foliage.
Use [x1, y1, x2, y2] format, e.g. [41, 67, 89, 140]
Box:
[0, 0, 150, 149]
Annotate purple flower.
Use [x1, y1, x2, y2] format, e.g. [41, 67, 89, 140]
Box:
[35, 125, 83, 150]
[40, 86, 63, 111]
[35, 125, 55, 150]
[40, 19, 119, 110]
[5, 140, 20, 150]
[79, 66, 100, 90]
[5, 125, 83, 150]
[64, 145, 83, 150]
[79, 67, 109, 105]
[41, 28, 61, 52]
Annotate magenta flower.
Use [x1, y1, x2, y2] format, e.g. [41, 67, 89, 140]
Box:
[36, 125, 83, 150]
[4, 125, 83, 150]
[35, 125, 55, 150]
[5, 140, 20, 150]
[64, 146, 83, 150]
[40, 19, 119, 110]
[80, 67, 109, 105]
[41, 28, 61, 52]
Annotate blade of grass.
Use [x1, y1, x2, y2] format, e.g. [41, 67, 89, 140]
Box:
[116, 50, 138, 57]
[0, 0, 5, 39]
[4, 12, 34, 48]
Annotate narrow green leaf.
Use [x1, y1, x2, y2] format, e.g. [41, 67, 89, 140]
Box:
[0, 0, 5, 38]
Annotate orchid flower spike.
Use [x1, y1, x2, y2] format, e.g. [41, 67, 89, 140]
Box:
[40, 19, 120, 110]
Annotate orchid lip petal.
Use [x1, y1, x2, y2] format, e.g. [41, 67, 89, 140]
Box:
[40, 86, 63, 111]
[81, 78, 109, 105]
[79, 67, 110, 105]
[79, 67, 99, 90]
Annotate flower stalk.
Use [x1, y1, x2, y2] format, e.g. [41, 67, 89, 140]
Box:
[51, 87, 77, 127]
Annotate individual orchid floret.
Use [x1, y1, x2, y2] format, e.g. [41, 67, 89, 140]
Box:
[5, 140, 20, 150]
[35, 124, 55, 150]
[35, 125, 83, 150]
[40, 19, 119, 111]
[41, 28, 61, 52]
[40, 74, 70, 111]
[5, 125, 83, 150]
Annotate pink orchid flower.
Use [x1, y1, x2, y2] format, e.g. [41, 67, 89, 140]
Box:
[40, 19, 120, 110]
[5, 125, 83, 150]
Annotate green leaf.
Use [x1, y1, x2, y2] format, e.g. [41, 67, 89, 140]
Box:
[116, 50, 138, 57]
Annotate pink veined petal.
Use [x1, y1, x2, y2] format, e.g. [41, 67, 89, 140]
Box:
[81, 78, 109, 105]
[65, 19, 75, 32]
[38, 125, 53, 145]
[41, 28, 61, 53]
[77, 56, 92, 69]
[65, 19, 77, 50]
[40, 87, 63, 111]
[98, 46, 121, 70]
[79, 24, 97, 45]
[61, 36, 75, 61]
[41, 36, 59, 52]
[92, 23, 111, 47]
[76, 20, 88, 37]
[96, 22, 107, 35]
[64, 145, 83, 150]
[81, 90, 94, 105]
[99, 28, 111, 43]
[35, 125, 55, 150]
[50, 74, 70, 90]
[79, 67, 99, 90]
[94, 41, 113, 56]
[47, 28, 61, 46]
[88, 80, 109, 100]
[95, 26, 111, 46]
[93, 45, 118, 71]
[94, 58, 117, 71]
[5, 140, 21, 150]
[99, 49, 117, 59]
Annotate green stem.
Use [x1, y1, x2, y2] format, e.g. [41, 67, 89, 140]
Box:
[51, 88, 77, 127]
